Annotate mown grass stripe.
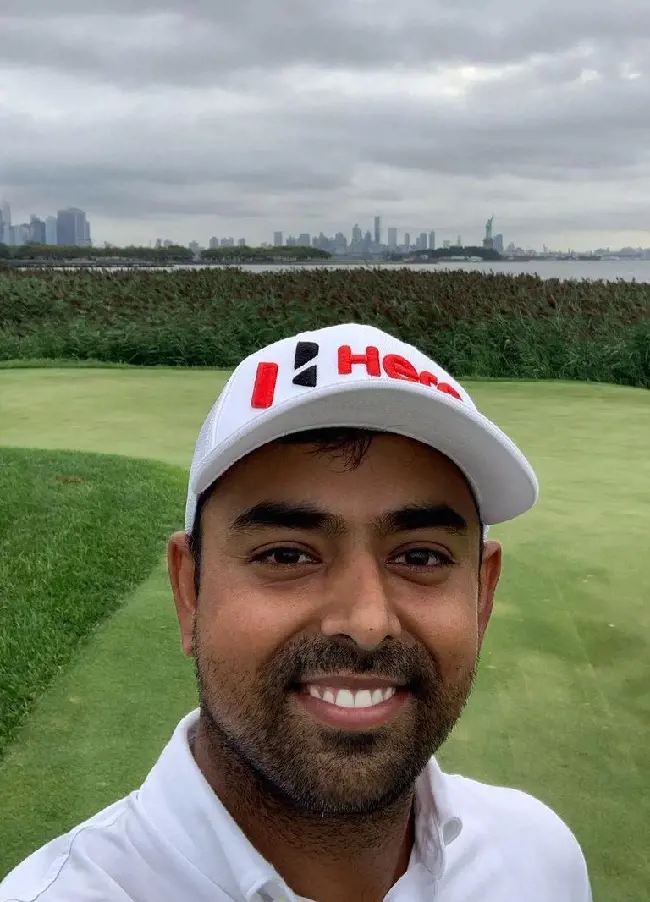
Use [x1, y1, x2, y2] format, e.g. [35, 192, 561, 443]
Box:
[0, 447, 186, 757]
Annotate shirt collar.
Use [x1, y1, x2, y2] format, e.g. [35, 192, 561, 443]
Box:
[138, 709, 282, 901]
[138, 709, 463, 900]
[411, 755, 464, 879]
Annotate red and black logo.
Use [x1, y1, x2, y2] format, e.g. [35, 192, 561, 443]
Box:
[250, 343, 462, 409]
[251, 341, 319, 409]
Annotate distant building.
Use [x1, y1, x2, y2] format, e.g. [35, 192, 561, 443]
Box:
[493, 234, 504, 253]
[298, 233, 311, 247]
[273, 231, 283, 247]
[29, 216, 46, 245]
[351, 223, 363, 246]
[12, 224, 30, 246]
[404, 232, 411, 250]
[209, 237, 219, 249]
[57, 208, 90, 247]
[188, 241, 201, 256]
[332, 232, 348, 254]
[417, 232, 428, 250]
[1, 202, 11, 236]
[45, 217, 58, 246]
[387, 227, 398, 248]
[429, 230, 436, 251]
[237, 238, 246, 247]
[456, 235, 462, 247]
[374, 216, 381, 245]
[443, 240, 451, 249]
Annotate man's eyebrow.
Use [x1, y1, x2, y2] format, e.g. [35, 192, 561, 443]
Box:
[228, 501, 468, 537]
[228, 502, 346, 536]
[374, 504, 469, 537]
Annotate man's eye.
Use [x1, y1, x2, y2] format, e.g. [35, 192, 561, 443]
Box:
[253, 548, 316, 566]
[392, 549, 451, 568]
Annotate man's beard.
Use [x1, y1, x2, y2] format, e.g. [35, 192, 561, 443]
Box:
[193, 627, 477, 818]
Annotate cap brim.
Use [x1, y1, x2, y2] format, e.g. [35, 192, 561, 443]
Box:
[188, 379, 538, 529]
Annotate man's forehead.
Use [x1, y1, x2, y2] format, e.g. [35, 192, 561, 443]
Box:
[226, 433, 468, 484]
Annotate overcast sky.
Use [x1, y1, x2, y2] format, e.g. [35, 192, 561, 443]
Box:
[1, 0, 649, 250]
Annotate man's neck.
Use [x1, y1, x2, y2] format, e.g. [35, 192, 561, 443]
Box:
[192, 719, 416, 902]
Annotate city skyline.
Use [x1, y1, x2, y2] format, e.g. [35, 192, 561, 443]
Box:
[0, 202, 91, 248]
[1, 3, 649, 254]
[3, 198, 650, 254]
[4, 197, 650, 257]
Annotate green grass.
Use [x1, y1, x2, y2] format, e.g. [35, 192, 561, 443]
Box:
[0, 366, 649, 900]
[0, 447, 187, 758]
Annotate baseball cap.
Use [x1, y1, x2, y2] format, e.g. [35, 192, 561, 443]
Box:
[185, 323, 538, 533]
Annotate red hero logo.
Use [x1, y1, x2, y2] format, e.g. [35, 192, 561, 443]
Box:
[251, 344, 462, 409]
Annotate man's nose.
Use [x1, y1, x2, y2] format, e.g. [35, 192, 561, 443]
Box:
[319, 551, 402, 651]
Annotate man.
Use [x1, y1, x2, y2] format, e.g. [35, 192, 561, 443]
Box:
[2, 323, 592, 901]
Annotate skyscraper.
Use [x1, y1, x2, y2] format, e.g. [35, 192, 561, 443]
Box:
[404, 232, 411, 250]
[273, 231, 283, 246]
[418, 232, 428, 250]
[429, 231, 436, 251]
[45, 216, 58, 246]
[57, 208, 89, 247]
[1, 202, 10, 232]
[298, 233, 311, 247]
[29, 216, 46, 245]
[387, 227, 398, 248]
[374, 216, 381, 245]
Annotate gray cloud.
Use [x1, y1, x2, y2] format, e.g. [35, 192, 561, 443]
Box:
[0, 1, 648, 86]
[1, 0, 649, 247]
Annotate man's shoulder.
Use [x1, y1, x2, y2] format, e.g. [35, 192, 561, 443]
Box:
[447, 770, 579, 840]
[444, 770, 590, 880]
[0, 797, 133, 902]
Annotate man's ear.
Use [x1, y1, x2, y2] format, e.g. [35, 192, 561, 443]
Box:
[477, 540, 502, 648]
[168, 531, 198, 657]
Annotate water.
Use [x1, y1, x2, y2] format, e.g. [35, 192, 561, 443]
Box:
[17, 259, 650, 282]
[232, 259, 650, 283]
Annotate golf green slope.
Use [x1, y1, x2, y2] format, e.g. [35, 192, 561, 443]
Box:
[0, 367, 648, 902]
[0, 447, 186, 758]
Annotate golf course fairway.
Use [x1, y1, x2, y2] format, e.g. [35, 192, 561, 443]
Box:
[1, 366, 648, 900]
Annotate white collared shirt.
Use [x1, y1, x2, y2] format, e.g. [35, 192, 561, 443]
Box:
[1, 709, 592, 901]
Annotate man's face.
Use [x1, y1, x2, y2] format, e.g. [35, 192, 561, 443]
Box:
[171, 434, 501, 816]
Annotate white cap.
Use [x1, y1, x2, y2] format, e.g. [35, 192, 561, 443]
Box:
[185, 323, 538, 532]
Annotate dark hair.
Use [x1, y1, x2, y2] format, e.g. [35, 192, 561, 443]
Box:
[188, 428, 484, 595]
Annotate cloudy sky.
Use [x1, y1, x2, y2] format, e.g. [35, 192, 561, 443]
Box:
[1, 0, 649, 250]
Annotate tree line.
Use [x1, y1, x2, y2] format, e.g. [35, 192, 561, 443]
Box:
[0, 243, 332, 264]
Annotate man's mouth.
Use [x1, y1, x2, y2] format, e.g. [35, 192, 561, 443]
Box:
[304, 684, 397, 709]
[291, 675, 410, 729]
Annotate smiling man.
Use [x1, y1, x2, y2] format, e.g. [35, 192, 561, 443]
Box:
[1, 324, 592, 902]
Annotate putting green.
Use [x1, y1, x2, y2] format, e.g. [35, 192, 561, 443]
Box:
[1, 368, 648, 901]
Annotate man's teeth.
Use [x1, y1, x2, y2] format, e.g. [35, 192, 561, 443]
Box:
[305, 686, 397, 708]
